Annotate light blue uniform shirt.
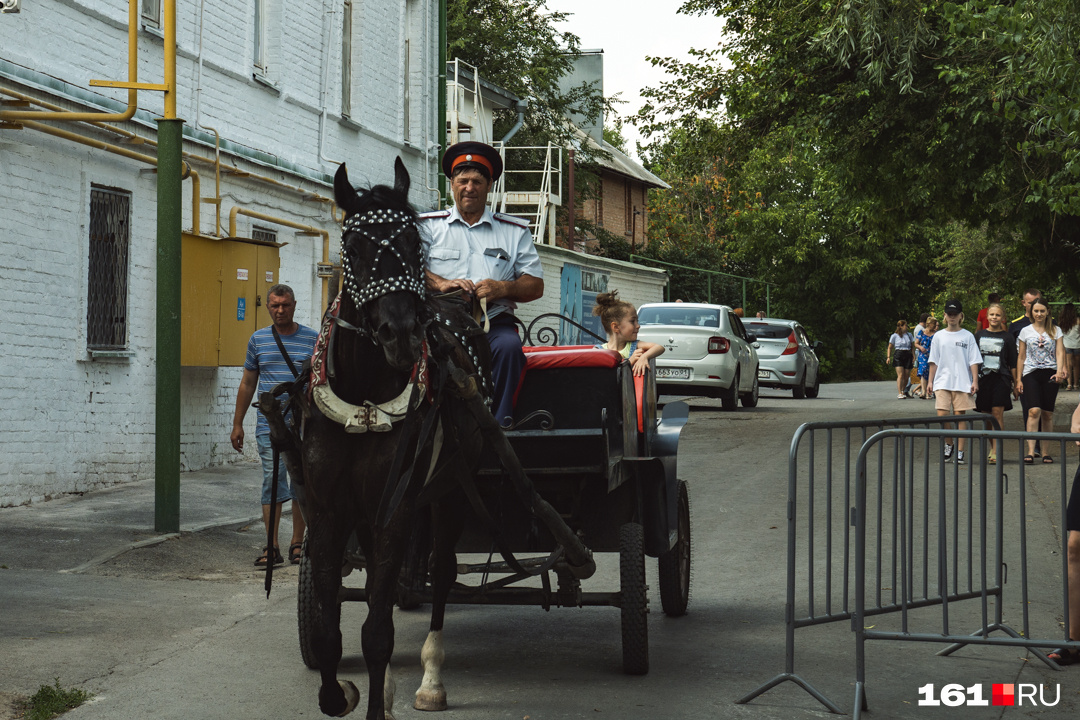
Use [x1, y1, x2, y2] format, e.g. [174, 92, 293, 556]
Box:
[419, 205, 544, 317]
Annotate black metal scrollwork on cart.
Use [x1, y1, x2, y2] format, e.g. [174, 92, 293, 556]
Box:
[524, 313, 606, 347]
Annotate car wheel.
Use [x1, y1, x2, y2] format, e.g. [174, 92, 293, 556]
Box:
[740, 372, 759, 407]
[793, 373, 806, 399]
[805, 372, 821, 398]
[720, 369, 739, 411]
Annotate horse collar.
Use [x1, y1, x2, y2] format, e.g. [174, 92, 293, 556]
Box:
[311, 298, 431, 433]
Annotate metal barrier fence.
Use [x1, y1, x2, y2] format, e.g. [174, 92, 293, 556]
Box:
[737, 414, 1080, 715]
[851, 428, 1080, 718]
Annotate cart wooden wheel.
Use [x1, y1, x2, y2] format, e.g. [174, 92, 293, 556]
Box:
[658, 480, 691, 617]
[619, 522, 649, 675]
[297, 540, 322, 669]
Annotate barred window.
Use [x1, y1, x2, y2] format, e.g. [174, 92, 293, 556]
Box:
[252, 226, 277, 245]
[141, 0, 160, 28]
[87, 186, 131, 350]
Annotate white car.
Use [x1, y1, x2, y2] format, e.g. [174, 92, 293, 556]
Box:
[637, 302, 760, 409]
[745, 318, 822, 398]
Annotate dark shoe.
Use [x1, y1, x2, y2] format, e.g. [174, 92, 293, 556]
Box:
[1023, 455, 1035, 465]
[289, 542, 303, 565]
[255, 546, 284, 567]
[1048, 646, 1080, 666]
[1042, 455, 1054, 464]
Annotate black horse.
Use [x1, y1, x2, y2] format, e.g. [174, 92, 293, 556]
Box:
[297, 160, 489, 718]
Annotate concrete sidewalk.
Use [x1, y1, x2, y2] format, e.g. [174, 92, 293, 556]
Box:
[0, 460, 279, 574]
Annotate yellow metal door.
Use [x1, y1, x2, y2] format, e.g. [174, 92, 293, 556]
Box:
[218, 242, 260, 366]
[181, 233, 223, 367]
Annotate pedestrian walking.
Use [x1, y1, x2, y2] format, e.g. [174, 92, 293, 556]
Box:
[916, 317, 938, 399]
[887, 319, 915, 399]
[976, 292, 1000, 331]
[927, 299, 983, 465]
[231, 284, 318, 566]
[1010, 287, 1042, 343]
[1048, 401, 1080, 666]
[1059, 302, 1080, 390]
[975, 303, 1017, 464]
[1016, 297, 1066, 464]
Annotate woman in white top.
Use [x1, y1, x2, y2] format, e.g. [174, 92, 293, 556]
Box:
[1058, 302, 1080, 390]
[886, 320, 914, 399]
[1016, 297, 1066, 463]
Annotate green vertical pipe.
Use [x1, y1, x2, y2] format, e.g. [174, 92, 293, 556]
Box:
[742, 280, 746, 312]
[707, 276, 712, 304]
[155, 118, 183, 533]
[766, 285, 771, 316]
[438, 0, 447, 206]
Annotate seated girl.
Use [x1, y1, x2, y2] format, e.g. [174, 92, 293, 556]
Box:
[592, 291, 665, 376]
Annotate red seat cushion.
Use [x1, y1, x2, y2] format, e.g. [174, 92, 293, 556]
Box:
[522, 346, 621, 370]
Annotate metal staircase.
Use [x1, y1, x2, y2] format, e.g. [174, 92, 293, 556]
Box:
[446, 59, 561, 245]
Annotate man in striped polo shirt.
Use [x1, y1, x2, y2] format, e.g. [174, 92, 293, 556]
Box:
[231, 284, 319, 566]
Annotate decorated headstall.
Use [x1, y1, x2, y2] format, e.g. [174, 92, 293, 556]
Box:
[340, 208, 426, 314]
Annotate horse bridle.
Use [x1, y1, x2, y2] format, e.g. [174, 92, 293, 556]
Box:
[338, 208, 426, 336]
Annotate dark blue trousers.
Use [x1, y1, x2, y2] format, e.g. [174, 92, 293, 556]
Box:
[487, 314, 525, 426]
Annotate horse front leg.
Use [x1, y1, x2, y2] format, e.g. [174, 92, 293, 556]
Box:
[361, 516, 413, 720]
[415, 499, 464, 712]
[310, 513, 359, 717]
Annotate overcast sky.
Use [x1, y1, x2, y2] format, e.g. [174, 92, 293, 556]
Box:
[543, 1, 726, 158]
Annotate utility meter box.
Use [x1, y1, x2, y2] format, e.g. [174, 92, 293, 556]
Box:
[181, 232, 281, 366]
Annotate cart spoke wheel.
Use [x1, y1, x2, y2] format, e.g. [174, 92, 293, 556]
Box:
[297, 539, 322, 669]
[619, 522, 649, 675]
[658, 480, 691, 617]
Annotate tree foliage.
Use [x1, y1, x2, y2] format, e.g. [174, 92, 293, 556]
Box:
[632, 0, 1080, 377]
[447, 0, 606, 150]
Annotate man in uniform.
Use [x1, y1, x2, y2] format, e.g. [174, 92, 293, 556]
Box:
[420, 141, 544, 426]
[231, 284, 319, 566]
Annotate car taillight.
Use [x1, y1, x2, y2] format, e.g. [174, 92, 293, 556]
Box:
[782, 332, 798, 355]
[708, 336, 730, 354]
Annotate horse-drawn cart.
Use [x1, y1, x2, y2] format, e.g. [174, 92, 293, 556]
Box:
[296, 313, 691, 676]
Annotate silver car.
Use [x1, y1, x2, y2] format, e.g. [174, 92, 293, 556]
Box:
[745, 318, 821, 398]
[637, 302, 760, 410]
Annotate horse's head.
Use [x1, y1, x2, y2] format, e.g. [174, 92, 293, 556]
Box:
[334, 159, 426, 372]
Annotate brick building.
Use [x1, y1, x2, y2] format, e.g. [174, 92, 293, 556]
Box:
[572, 127, 668, 252]
[0, 0, 440, 506]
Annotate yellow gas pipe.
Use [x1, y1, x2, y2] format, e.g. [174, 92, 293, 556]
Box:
[15, 118, 201, 233]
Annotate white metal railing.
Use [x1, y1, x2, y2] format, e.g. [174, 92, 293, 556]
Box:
[490, 143, 562, 245]
[447, 59, 488, 145]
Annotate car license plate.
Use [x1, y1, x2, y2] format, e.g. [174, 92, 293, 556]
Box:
[757, 369, 770, 379]
[656, 367, 690, 380]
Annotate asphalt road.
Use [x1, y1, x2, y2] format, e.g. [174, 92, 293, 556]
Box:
[2, 382, 1078, 719]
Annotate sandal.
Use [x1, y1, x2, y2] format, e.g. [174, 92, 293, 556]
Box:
[988, 453, 996, 465]
[255, 546, 284, 567]
[1048, 646, 1080, 666]
[1042, 455, 1054, 464]
[289, 541, 303, 565]
[1024, 455, 1035, 465]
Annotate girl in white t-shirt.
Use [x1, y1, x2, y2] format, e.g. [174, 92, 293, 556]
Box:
[1016, 297, 1066, 463]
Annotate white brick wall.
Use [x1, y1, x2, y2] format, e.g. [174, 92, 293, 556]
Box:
[0, 0, 439, 506]
[518, 245, 668, 330]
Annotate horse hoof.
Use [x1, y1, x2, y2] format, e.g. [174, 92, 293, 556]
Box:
[413, 688, 448, 712]
[336, 680, 360, 717]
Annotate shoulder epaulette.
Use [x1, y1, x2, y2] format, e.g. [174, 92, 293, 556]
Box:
[493, 212, 529, 228]
[418, 210, 451, 220]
